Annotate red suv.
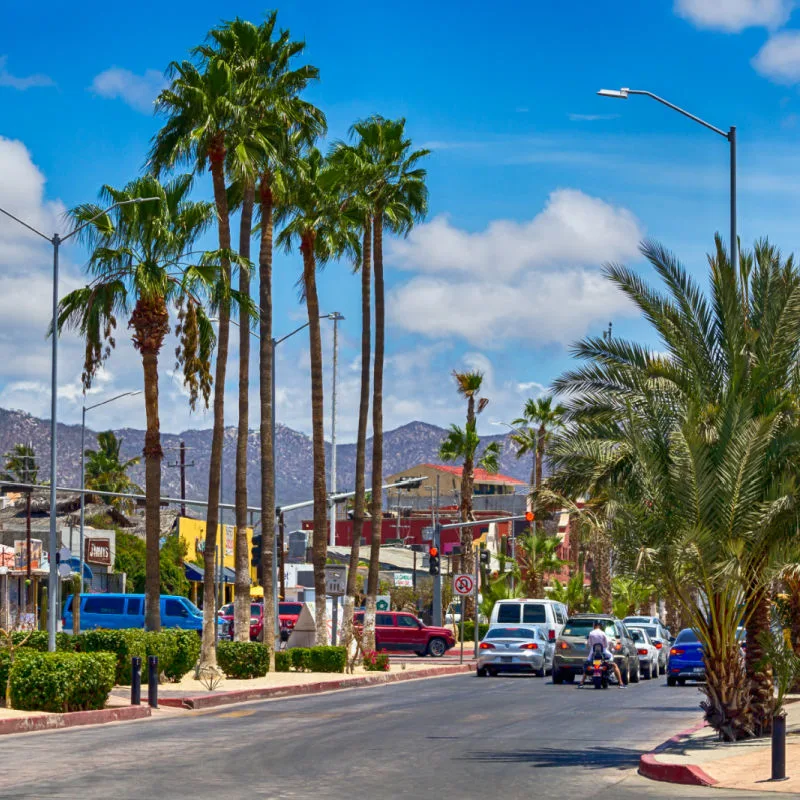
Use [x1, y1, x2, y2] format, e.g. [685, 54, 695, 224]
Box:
[221, 602, 303, 641]
[354, 611, 455, 657]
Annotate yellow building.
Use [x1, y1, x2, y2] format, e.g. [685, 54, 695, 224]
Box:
[177, 517, 257, 606]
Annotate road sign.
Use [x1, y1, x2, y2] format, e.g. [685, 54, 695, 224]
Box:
[324, 566, 346, 596]
[394, 572, 413, 587]
[375, 595, 391, 612]
[453, 574, 474, 596]
[421, 526, 434, 541]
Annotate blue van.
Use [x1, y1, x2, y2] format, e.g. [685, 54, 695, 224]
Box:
[63, 593, 206, 633]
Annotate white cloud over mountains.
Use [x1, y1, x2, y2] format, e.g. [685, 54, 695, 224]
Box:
[387, 189, 643, 346]
[674, 0, 795, 32]
[91, 68, 166, 114]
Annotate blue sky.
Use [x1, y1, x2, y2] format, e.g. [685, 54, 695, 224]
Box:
[3, 0, 800, 439]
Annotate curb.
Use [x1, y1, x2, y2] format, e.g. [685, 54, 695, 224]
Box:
[160, 663, 474, 710]
[639, 721, 718, 786]
[0, 705, 151, 736]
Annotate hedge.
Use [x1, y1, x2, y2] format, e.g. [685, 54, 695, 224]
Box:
[275, 651, 291, 672]
[217, 642, 269, 679]
[461, 622, 490, 642]
[307, 646, 346, 674]
[10, 631, 74, 652]
[9, 651, 115, 712]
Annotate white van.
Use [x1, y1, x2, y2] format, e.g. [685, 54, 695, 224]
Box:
[489, 599, 569, 643]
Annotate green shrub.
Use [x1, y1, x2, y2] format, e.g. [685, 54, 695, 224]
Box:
[362, 650, 390, 672]
[79, 629, 147, 685]
[290, 647, 312, 672]
[161, 629, 200, 682]
[10, 631, 73, 652]
[0, 650, 10, 701]
[307, 646, 346, 674]
[275, 651, 290, 672]
[217, 642, 269, 679]
[144, 630, 177, 681]
[461, 622, 489, 642]
[9, 651, 115, 712]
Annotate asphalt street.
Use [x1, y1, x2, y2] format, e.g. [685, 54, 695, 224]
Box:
[0, 673, 780, 799]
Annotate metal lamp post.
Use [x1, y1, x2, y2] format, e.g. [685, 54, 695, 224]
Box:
[0, 196, 159, 651]
[597, 87, 737, 270]
[79, 390, 142, 593]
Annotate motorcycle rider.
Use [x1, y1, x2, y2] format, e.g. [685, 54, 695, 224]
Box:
[578, 620, 625, 688]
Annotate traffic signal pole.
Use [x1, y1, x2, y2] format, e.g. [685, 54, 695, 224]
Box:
[432, 475, 442, 627]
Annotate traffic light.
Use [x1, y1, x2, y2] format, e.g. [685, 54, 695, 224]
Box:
[428, 546, 440, 576]
[525, 511, 534, 522]
[479, 548, 490, 566]
[251, 533, 262, 567]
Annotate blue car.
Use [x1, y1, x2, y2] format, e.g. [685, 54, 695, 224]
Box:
[63, 593, 207, 633]
[667, 628, 704, 685]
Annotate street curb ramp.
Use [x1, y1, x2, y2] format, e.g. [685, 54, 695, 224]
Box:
[638, 721, 719, 786]
[0, 705, 151, 736]
[161, 662, 474, 710]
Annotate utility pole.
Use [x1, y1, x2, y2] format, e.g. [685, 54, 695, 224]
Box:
[328, 312, 344, 547]
[278, 511, 286, 602]
[167, 441, 194, 518]
[432, 475, 442, 627]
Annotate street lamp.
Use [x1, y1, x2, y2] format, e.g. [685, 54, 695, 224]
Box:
[0, 195, 159, 651]
[212, 311, 344, 638]
[79, 390, 142, 593]
[597, 87, 737, 270]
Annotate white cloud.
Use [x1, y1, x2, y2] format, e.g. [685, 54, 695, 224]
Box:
[0, 56, 54, 90]
[568, 113, 620, 122]
[90, 67, 165, 114]
[674, 0, 795, 31]
[753, 31, 800, 82]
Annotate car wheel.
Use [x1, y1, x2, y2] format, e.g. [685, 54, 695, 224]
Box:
[487, 668, 497, 677]
[426, 638, 447, 658]
[564, 672, 575, 683]
[630, 660, 640, 683]
[643, 664, 651, 680]
[476, 666, 487, 677]
[678, 678, 686, 686]
[667, 676, 677, 687]
[535, 664, 546, 678]
[552, 667, 564, 684]
[621, 660, 630, 685]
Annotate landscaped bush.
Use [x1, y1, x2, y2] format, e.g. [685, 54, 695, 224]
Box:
[275, 651, 291, 672]
[10, 631, 74, 652]
[161, 629, 200, 682]
[144, 630, 177, 681]
[461, 622, 489, 642]
[0, 650, 10, 701]
[217, 641, 269, 679]
[290, 647, 312, 672]
[362, 650, 390, 672]
[79, 629, 147, 685]
[307, 646, 346, 674]
[9, 651, 115, 712]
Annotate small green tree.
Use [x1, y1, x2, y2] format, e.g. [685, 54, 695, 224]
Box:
[84, 431, 141, 511]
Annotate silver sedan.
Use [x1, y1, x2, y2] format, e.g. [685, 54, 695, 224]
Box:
[476, 626, 554, 677]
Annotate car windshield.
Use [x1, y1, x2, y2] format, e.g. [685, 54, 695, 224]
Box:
[675, 629, 700, 644]
[630, 630, 645, 643]
[486, 627, 535, 639]
[220, 603, 234, 616]
[280, 603, 303, 615]
[562, 620, 616, 638]
[251, 604, 262, 616]
[184, 599, 202, 616]
[625, 617, 652, 624]
[638, 626, 659, 639]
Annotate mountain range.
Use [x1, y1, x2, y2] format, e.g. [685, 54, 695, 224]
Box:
[0, 408, 532, 523]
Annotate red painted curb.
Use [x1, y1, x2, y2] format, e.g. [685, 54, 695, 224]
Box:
[639, 720, 718, 786]
[164, 663, 473, 710]
[0, 704, 151, 736]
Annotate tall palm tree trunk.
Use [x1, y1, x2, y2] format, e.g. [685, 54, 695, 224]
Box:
[365, 213, 385, 651]
[746, 586, 774, 735]
[202, 141, 232, 666]
[460, 396, 475, 617]
[343, 218, 371, 649]
[131, 296, 170, 632]
[258, 176, 275, 659]
[234, 182, 254, 642]
[25, 492, 31, 612]
[302, 235, 328, 645]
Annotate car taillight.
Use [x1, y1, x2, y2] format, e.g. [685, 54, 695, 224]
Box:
[520, 643, 539, 650]
[479, 642, 495, 650]
[637, 648, 648, 656]
[653, 641, 663, 649]
[613, 642, 622, 651]
[548, 629, 555, 641]
[670, 648, 684, 656]
[558, 641, 569, 650]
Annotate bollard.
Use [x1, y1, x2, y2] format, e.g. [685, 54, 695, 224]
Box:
[147, 655, 158, 709]
[130, 657, 141, 705]
[771, 714, 789, 781]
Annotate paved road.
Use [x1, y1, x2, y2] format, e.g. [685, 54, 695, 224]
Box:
[1, 673, 778, 799]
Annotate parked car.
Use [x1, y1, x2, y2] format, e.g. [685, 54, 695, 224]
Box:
[623, 615, 662, 628]
[445, 600, 487, 626]
[476, 625, 554, 677]
[552, 614, 641, 685]
[627, 622, 672, 672]
[629, 626, 659, 679]
[63, 593, 215, 633]
[489, 599, 569, 644]
[667, 628, 705, 686]
[221, 601, 305, 641]
[353, 610, 455, 657]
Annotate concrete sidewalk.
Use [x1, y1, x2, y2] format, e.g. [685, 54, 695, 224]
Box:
[640, 696, 800, 792]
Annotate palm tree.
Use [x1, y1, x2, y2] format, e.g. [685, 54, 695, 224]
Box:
[514, 530, 564, 597]
[511, 395, 565, 503]
[56, 175, 217, 633]
[277, 148, 359, 644]
[550, 237, 800, 740]
[344, 117, 428, 647]
[84, 431, 141, 510]
[150, 41, 257, 662]
[1, 444, 37, 611]
[439, 371, 501, 616]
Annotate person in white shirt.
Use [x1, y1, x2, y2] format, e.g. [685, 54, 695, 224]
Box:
[579, 620, 625, 688]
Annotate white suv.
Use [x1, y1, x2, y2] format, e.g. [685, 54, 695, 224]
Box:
[489, 599, 569, 644]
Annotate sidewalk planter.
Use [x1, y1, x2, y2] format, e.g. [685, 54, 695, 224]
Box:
[9, 651, 115, 713]
[288, 647, 346, 674]
[217, 642, 270, 679]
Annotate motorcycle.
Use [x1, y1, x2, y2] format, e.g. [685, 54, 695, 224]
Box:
[588, 643, 613, 690]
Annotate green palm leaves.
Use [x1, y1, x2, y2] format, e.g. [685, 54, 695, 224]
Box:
[84, 432, 141, 510]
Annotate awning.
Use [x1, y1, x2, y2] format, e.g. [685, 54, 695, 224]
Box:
[65, 558, 93, 581]
[184, 562, 236, 583]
